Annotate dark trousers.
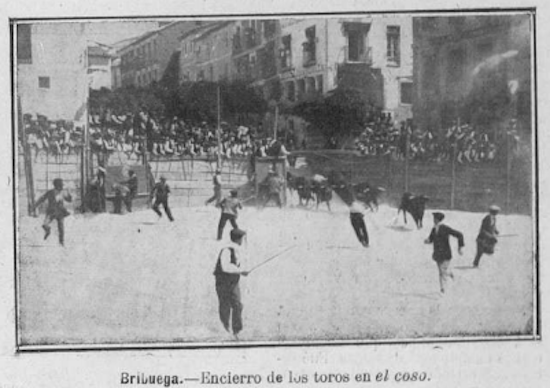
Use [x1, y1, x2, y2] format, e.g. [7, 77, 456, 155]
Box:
[113, 192, 123, 214]
[264, 192, 282, 208]
[217, 213, 238, 240]
[206, 187, 222, 205]
[215, 278, 243, 334]
[43, 214, 65, 245]
[153, 198, 174, 221]
[124, 192, 135, 212]
[350, 213, 369, 246]
[473, 241, 484, 267]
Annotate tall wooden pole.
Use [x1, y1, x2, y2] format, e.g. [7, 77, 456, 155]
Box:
[273, 104, 279, 141]
[404, 125, 410, 192]
[18, 96, 36, 215]
[450, 117, 459, 209]
[506, 123, 511, 213]
[217, 85, 222, 170]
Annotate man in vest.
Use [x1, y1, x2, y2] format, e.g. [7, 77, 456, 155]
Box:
[425, 212, 464, 294]
[473, 205, 500, 268]
[205, 169, 222, 206]
[213, 228, 249, 338]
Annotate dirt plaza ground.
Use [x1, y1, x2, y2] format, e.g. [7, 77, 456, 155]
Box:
[16, 193, 535, 347]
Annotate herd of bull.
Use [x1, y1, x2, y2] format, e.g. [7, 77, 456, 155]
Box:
[286, 171, 431, 229]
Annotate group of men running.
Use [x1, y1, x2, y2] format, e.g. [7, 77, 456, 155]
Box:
[32, 166, 502, 339]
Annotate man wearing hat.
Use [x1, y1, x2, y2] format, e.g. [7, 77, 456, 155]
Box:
[121, 170, 138, 212]
[425, 212, 464, 293]
[205, 168, 222, 206]
[213, 228, 249, 338]
[150, 176, 174, 221]
[217, 189, 243, 240]
[473, 205, 500, 268]
[33, 178, 72, 246]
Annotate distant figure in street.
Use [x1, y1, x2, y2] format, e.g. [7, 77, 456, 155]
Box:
[217, 189, 242, 240]
[121, 170, 138, 212]
[33, 178, 72, 246]
[473, 205, 500, 268]
[205, 168, 222, 206]
[213, 228, 249, 339]
[349, 199, 369, 247]
[424, 212, 464, 293]
[151, 176, 174, 221]
[263, 169, 283, 208]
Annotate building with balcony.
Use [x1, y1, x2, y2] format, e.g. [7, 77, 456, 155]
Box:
[276, 16, 413, 143]
[16, 23, 88, 121]
[412, 14, 532, 132]
[117, 21, 200, 88]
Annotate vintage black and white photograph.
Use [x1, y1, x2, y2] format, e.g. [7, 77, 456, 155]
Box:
[13, 11, 536, 349]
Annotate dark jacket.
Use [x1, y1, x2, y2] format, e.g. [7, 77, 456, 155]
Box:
[477, 214, 498, 242]
[427, 224, 464, 262]
[476, 214, 498, 253]
[34, 189, 72, 219]
[151, 182, 170, 200]
[123, 176, 138, 196]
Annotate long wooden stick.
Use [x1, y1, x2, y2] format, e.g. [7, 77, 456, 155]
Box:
[249, 245, 297, 273]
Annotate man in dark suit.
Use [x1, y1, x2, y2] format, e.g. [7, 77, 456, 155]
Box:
[121, 170, 138, 212]
[425, 212, 464, 293]
[33, 178, 72, 246]
[473, 205, 500, 268]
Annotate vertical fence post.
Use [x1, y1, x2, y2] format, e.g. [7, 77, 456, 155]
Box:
[18, 97, 36, 216]
[506, 126, 511, 213]
[451, 143, 456, 210]
[404, 127, 410, 192]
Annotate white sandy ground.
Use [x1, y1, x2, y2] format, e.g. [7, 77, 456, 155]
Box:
[16, 191, 534, 346]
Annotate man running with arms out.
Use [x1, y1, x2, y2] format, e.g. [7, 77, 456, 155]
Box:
[424, 212, 464, 294]
[214, 228, 249, 339]
[33, 178, 72, 246]
[151, 176, 174, 221]
[217, 189, 242, 240]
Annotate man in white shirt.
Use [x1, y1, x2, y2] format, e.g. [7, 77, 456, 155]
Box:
[213, 229, 249, 337]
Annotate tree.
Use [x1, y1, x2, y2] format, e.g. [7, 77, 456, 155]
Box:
[291, 87, 369, 148]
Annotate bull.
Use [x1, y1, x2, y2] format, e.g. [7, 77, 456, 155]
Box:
[398, 192, 429, 229]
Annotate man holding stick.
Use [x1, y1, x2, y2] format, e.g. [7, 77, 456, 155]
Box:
[213, 228, 249, 338]
[473, 205, 500, 268]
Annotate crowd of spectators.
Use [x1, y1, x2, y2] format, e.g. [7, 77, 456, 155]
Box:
[21, 110, 296, 161]
[354, 113, 520, 164]
[20, 110, 521, 165]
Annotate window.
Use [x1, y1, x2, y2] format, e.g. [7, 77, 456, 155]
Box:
[280, 35, 292, 69]
[17, 24, 32, 64]
[347, 29, 366, 62]
[287, 81, 295, 101]
[316, 75, 323, 94]
[302, 26, 316, 67]
[297, 79, 306, 98]
[386, 26, 400, 66]
[400, 81, 413, 104]
[306, 77, 316, 95]
[38, 76, 50, 89]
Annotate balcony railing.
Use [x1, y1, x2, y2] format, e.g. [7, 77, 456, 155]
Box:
[344, 46, 372, 64]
